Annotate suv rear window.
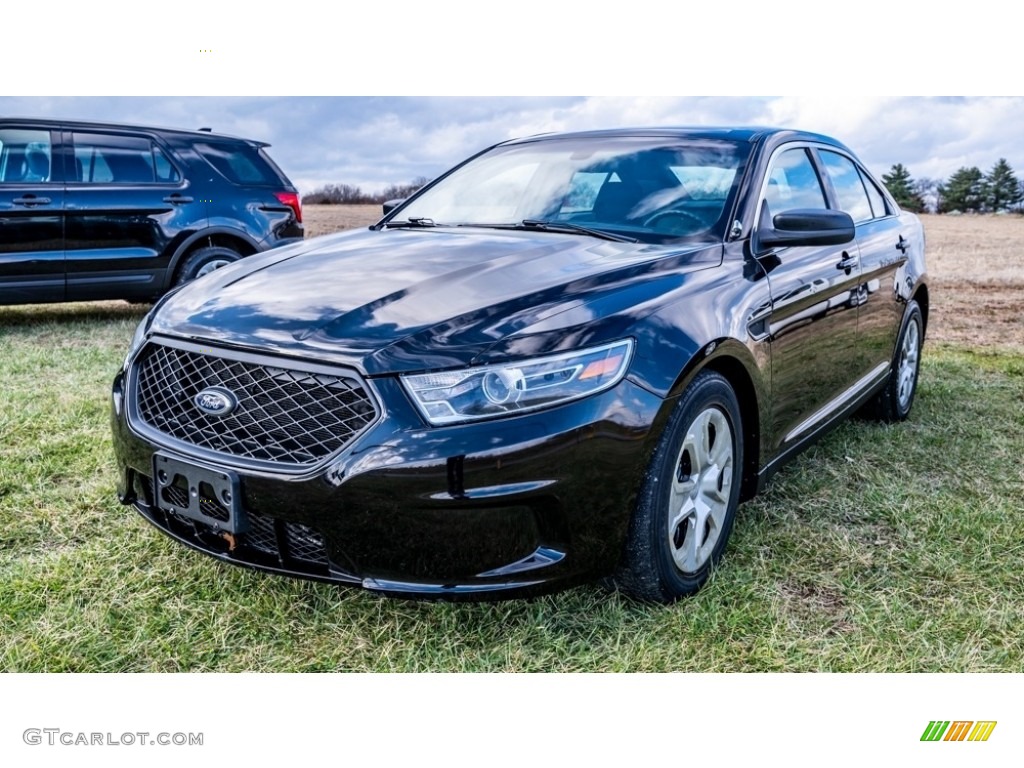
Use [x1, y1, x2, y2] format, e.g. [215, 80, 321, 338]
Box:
[196, 142, 282, 185]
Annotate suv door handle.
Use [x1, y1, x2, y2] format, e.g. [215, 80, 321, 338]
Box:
[835, 252, 858, 273]
[896, 235, 910, 253]
[163, 194, 194, 204]
[13, 196, 51, 206]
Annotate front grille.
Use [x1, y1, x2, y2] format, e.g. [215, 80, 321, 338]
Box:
[133, 341, 377, 466]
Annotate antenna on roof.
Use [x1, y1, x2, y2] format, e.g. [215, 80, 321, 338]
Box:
[198, 127, 212, 132]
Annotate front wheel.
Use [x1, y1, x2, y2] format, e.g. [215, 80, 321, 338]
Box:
[613, 371, 743, 603]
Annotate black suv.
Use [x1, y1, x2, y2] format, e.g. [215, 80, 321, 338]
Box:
[0, 118, 302, 305]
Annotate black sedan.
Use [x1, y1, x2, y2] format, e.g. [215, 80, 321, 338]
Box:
[111, 127, 928, 602]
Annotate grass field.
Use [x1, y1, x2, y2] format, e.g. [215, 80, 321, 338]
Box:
[1, 211, 1022, 672]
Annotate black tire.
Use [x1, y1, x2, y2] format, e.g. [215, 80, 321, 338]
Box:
[613, 370, 743, 603]
[864, 299, 923, 422]
[175, 246, 242, 286]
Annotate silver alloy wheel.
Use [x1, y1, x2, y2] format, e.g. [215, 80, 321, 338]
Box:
[668, 406, 734, 574]
[196, 258, 232, 278]
[897, 316, 921, 411]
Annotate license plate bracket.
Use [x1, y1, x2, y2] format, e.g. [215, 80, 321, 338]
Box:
[152, 453, 247, 533]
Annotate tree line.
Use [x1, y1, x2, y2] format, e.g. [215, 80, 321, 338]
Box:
[301, 177, 430, 206]
[882, 159, 1023, 214]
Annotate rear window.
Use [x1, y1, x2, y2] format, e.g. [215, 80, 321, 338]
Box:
[195, 142, 283, 185]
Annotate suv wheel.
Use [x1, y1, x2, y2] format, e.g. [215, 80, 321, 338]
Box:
[176, 246, 241, 285]
[613, 371, 743, 603]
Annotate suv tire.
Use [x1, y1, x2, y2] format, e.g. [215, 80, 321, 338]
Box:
[175, 246, 242, 285]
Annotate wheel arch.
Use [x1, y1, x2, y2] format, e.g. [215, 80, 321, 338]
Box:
[653, 339, 766, 503]
[164, 228, 261, 290]
[911, 281, 929, 338]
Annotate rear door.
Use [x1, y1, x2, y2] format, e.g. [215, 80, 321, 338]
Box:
[816, 149, 907, 377]
[63, 129, 204, 301]
[0, 125, 65, 304]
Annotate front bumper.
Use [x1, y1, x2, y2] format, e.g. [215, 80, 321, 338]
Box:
[111, 370, 665, 599]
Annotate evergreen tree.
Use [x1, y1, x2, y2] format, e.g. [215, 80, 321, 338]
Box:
[939, 167, 984, 213]
[881, 164, 925, 212]
[983, 158, 1022, 212]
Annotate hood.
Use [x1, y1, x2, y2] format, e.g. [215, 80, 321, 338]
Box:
[151, 227, 719, 374]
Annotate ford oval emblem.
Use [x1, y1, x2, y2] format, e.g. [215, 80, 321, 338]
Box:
[194, 387, 238, 417]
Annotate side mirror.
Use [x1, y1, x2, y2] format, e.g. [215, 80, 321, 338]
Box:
[756, 208, 855, 250]
[382, 198, 405, 216]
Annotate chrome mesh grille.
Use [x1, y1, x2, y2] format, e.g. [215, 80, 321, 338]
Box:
[133, 342, 376, 466]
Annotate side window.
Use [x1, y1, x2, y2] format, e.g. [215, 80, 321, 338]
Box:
[819, 150, 873, 223]
[0, 129, 53, 183]
[859, 168, 890, 218]
[153, 145, 181, 183]
[764, 148, 827, 221]
[72, 132, 179, 184]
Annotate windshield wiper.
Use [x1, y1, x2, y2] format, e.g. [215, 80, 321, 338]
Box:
[518, 219, 638, 243]
[384, 217, 437, 229]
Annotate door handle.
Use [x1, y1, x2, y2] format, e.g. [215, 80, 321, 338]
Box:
[13, 196, 51, 206]
[835, 252, 858, 273]
[163, 195, 194, 204]
[896, 235, 910, 254]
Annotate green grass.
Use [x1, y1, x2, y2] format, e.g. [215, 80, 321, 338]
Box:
[2, 303, 1022, 671]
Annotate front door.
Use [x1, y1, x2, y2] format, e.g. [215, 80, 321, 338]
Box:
[759, 146, 864, 452]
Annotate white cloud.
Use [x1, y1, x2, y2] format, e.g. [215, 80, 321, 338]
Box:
[3, 96, 1024, 192]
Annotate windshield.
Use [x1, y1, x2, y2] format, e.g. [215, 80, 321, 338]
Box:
[395, 136, 751, 243]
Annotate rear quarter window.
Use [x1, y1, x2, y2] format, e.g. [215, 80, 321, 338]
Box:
[195, 142, 282, 185]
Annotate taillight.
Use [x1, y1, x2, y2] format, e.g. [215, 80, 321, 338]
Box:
[274, 191, 302, 223]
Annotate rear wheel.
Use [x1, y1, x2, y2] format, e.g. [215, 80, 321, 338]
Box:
[613, 371, 743, 603]
[175, 246, 242, 285]
[865, 299, 923, 422]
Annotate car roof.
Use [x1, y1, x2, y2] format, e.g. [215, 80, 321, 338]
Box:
[502, 126, 848, 150]
[0, 117, 263, 145]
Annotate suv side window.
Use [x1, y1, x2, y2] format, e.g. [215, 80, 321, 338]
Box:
[0, 129, 54, 183]
[763, 147, 828, 221]
[819, 150, 873, 223]
[72, 132, 181, 184]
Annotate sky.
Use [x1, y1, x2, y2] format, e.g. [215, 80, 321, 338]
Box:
[4, 3, 1019, 196]
[2, 96, 1021, 195]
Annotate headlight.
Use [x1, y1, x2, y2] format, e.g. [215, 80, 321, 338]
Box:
[400, 339, 634, 425]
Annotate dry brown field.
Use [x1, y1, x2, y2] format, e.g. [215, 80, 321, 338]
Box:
[304, 205, 1024, 351]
